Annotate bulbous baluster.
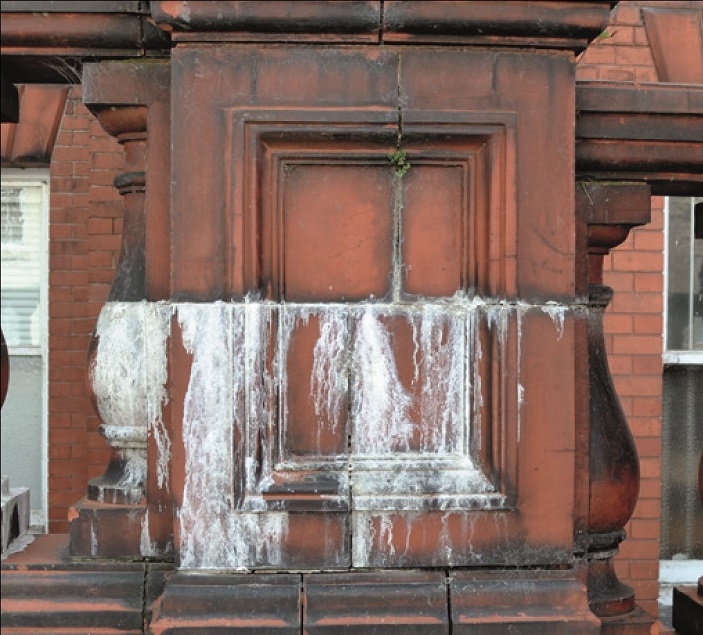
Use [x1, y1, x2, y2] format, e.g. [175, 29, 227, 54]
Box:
[577, 182, 651, 619]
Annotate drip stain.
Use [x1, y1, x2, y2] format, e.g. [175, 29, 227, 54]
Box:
[93, 296, 574, 568]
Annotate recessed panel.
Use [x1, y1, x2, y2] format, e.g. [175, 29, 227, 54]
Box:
[282, 164, 393, 301]
[402, 164, 466, 297]
[280, 309, 349, 459]
[350, 309, 466, 457]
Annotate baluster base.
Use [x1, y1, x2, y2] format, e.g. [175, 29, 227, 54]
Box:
[68, 496, 149, 558]
[586, 531, 635, 619]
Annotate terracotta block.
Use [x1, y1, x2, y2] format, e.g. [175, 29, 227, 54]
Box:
[170, 46, 398, 299]
[304, 571, 447, 634]
[260, 513, 350, 569]
[350, 311, 466, 456]
[68, 497, 147, 558]
[171, 307, 350, 566]
[2, 535, 173, 633]
[282, 164, 393, 301]
[248, 47, 399, 106]
[166, 300, 583, 570]
[643, 8, 703, 84]
[401, 49, 575, 299]
[150, 572, 301, 635]
[513, 307, 579, 537]
[281, 312, 349, 457]
[352, 511, 502, 568]
[450, 569, 600, 634]
[151, 1, 382, 42]
[2, 547, 146, 632]
[381, 1, 611, 50]
[599, 606, 657, 635]
[402, 164, 465, 297]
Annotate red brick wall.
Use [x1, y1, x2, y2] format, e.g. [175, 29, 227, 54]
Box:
[48, 87, 121, 532]
[577, 0, 665, 617]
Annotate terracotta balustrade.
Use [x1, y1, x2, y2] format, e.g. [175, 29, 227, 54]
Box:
[577, 181, 652, 620]
[68, 61, 172, 558]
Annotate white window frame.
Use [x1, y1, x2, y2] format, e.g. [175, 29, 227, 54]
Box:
[1, 167, 49, 529]
[662, 196, 703, 365]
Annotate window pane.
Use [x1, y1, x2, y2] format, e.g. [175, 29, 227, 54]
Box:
[666, 198, 696, 351]
[1, 183, 44, 348]
[661, 365, 703, 559]
[693, 198, 703, 350]
[0, 355, 45, 526]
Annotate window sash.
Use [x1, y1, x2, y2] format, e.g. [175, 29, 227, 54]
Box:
[0, 174, 48, 354]
[663, 196, 703, 363]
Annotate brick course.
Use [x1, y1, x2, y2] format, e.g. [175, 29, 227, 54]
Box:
[48, 87, 122, 533]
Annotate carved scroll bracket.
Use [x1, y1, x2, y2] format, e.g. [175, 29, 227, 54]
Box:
[577, 181, 652, 618]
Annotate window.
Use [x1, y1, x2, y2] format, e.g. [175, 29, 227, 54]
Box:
[1, 181, 46, 348]
[0, 169, 49, 530]
[664, 196, 703, 361]
[660, 197, 702, 621]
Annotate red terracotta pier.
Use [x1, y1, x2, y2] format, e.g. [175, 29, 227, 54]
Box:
[1, 2, 702, 633]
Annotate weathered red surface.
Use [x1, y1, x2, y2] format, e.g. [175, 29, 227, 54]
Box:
[68, 497, 147, 558]
[280, 162, 394, 301]
[284, 314, 348, 457]
[382, 0, 614, 49]
[577, 180, 654, 629]
[3, 1, 699, 633]
[0, 3, 168, 83]
[2, 534, 170, 634]
[642, 7, 703, 84]
[576, 82, 703, 195]
[0, 84, 68, 166]
[82, 60, 172, 300]
[451, 569, 600, 633]
[305, 571, 447, 634]
[164, 41, 580, 573]
[150, 572, 300, 635]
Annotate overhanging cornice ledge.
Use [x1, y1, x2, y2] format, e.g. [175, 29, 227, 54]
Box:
[576, 80, 703, 196]
[0, 1, 169, 84]
[149, 0, 615, 51]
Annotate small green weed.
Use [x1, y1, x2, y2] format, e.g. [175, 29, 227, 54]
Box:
[388, 149, 411, 178]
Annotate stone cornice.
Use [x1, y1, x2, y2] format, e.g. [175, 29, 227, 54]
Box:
[576, 80, 703, 196]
